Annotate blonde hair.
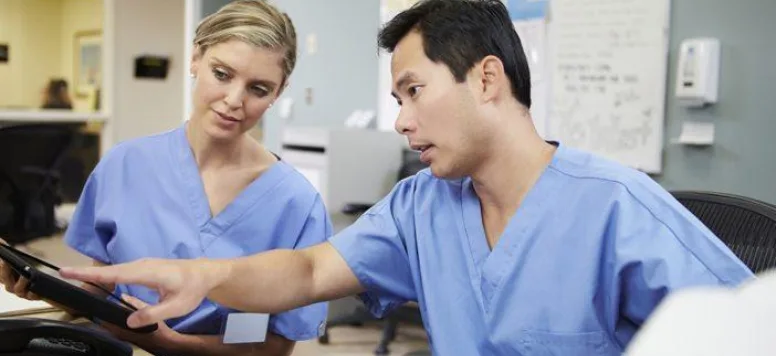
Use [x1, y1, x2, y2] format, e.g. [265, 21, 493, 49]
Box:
[194, 0, 297, 87]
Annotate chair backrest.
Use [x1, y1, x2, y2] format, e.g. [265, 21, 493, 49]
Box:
[0, 123, 84, 242]
[672, 191, 776, 273]
[0, 123, 83, 175]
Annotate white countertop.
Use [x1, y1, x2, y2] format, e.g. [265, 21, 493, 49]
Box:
[0, 110, 108, 123]
[0, 287, 54, 316]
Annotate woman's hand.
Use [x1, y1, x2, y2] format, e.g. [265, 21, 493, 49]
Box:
[0, 239, 41, 301]
[98, 295, 189, 356]
[103, 294, 296, 356]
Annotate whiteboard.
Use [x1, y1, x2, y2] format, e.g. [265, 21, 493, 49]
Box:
[377, 0, 420, 132]
[546, 0, 671, 173]
[513, 17, 549, 139]
[509, 0, 550, 139]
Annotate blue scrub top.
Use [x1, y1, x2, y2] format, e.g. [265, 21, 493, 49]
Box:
[330, 142, 754, 355]
[65, 125, 330, 340]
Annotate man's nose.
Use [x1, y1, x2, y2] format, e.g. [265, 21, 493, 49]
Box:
[394, 108, 416, 135]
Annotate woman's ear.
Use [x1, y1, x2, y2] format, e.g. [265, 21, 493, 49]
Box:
[190, 46, 204, 77]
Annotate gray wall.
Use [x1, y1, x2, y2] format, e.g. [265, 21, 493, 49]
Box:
[200, 1, 776, 204]
[261, 0, 380, 153]
[655, 0, 776, 204]
[197, 0, 380, 153]
[200, 0, 232, 20]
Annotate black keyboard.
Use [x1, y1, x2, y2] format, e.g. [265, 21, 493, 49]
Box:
[27, 337, 92, 355]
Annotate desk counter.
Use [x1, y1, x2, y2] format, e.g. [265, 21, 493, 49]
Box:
[0, 110, 107, 123]
[0, 289, 150, 355]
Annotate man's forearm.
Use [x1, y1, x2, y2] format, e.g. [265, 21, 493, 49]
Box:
[205, 249, 317, 314]
[202, 242, 363, 315]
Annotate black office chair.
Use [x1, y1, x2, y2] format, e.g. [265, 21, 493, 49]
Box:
[672, 191, 776, 273]
[0, 123, 85, 246]
[0, 318, 132, 355]
[320, 151, 430, 355]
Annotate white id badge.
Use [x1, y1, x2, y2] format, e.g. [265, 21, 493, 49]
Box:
[222, 313, 270, 344]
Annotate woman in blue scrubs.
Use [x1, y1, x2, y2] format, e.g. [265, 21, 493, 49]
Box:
[59, 1, 753, 355]
[3, 1, 328, 355]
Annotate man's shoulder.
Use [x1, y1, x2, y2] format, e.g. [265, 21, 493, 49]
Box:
[551, 145, 674, 207]
[551, 145, 655, 190]
[549, 144, 704, 231]
[362, 168, 461, 216]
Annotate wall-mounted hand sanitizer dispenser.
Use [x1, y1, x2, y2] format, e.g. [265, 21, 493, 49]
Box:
[675, 38, 721, 107]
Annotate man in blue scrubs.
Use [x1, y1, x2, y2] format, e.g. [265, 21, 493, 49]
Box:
[61, 0, 754, 354]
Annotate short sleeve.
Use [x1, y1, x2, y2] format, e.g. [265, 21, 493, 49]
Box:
[267, 194, 331, 341]
[329, 179, 417, 318]
[63, 166, 113, 264]
[610, 200, 755, 346]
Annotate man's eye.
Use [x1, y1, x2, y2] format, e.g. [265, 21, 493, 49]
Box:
[409, 86, 422, 97]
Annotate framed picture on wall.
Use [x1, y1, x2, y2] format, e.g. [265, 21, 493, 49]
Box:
[0, 44, 8, 63]
[74, 30, 102, 97]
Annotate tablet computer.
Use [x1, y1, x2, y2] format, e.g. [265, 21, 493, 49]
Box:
[0, 241, 157, 334]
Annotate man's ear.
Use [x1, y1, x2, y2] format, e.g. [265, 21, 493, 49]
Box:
[478, 55, 506, 103]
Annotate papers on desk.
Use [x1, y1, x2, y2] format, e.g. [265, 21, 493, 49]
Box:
[0, 287, 55, 317]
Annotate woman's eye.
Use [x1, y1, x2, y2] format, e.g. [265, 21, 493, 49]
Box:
[409, 86, 422, 97]
[213, 68, 229, 81]
[251, 87, 269, 97]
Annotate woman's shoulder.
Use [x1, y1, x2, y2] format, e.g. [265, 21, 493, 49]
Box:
[98, 127, 182, 166]
[272, 160, 322, 197]
[256, 159, 325, 212]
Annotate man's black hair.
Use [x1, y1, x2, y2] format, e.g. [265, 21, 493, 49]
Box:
[379, 0, 531, 108]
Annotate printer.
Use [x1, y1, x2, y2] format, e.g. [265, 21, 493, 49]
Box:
[280, 127, 405, 218]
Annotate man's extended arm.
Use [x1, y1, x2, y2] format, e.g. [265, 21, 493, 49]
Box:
[60, 242, 364, 328]
[207, 242, 363, 313]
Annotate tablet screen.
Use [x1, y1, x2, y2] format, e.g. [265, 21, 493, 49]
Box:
[0, 242, 136, 312]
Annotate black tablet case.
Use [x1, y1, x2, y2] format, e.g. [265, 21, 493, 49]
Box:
[0, 242, 157, 334]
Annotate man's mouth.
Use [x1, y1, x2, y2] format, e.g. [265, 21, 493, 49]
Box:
[410, 144, 433, 152]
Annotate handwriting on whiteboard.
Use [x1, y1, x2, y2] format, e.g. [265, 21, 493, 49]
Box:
[547, 0, 670, 173]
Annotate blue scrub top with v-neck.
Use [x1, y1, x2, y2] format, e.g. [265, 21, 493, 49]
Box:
[65, 125, 330, 340]
[329, 142, 754, 355]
